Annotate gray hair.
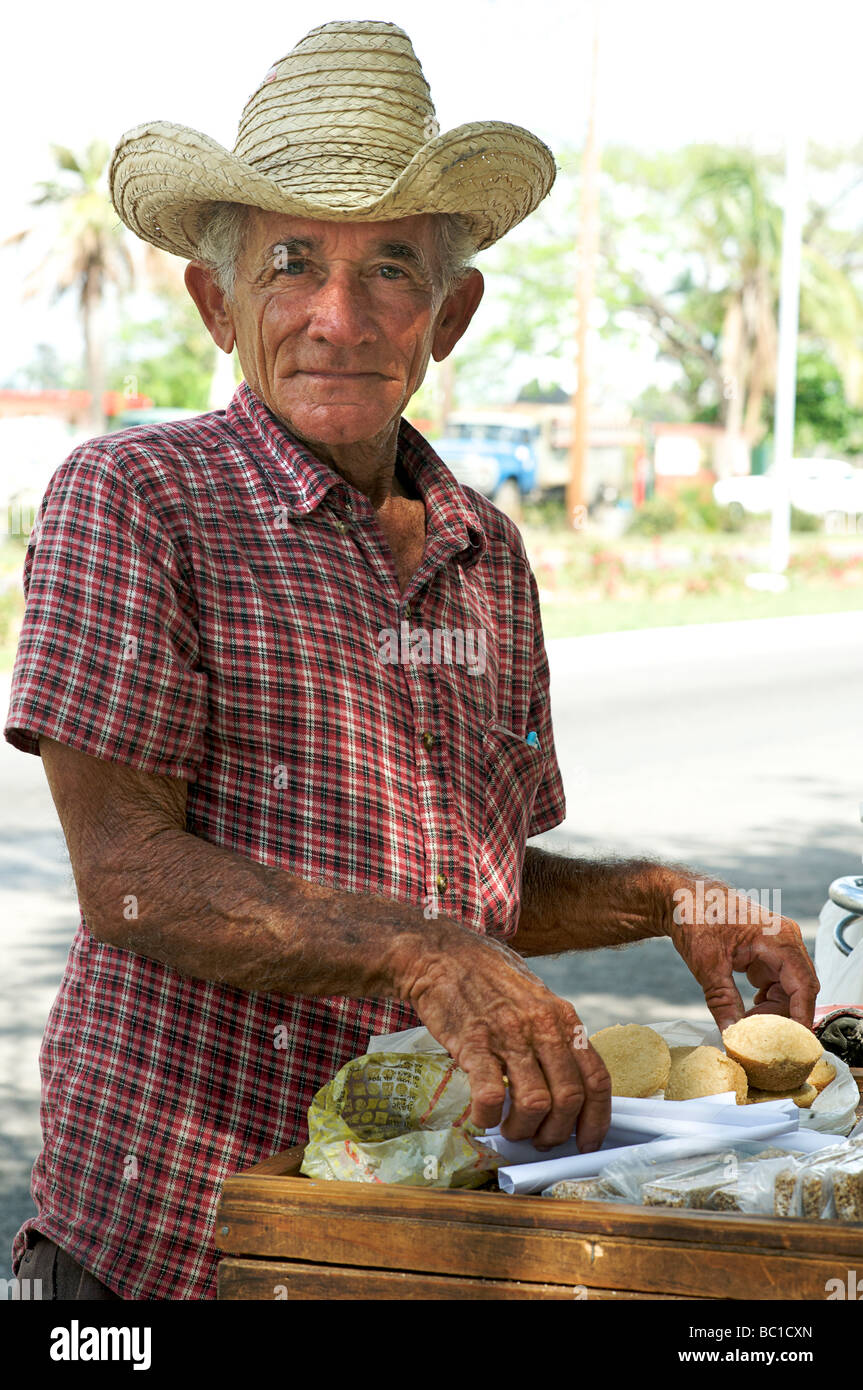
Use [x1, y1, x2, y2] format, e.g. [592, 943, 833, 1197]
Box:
[193, 203, 476, 304]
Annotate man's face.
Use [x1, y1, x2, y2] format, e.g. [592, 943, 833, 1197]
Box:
[198, 210, 480, 455]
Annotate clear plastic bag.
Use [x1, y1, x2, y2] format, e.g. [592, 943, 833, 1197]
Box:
[830, 1140, 863, 1222]
[767, 1139, 863, 1219]
[597, 1139, 789, 1209]
[542, 1177, 627, 1202]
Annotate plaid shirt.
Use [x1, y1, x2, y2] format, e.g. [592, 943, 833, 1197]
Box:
[5, 381, 565, 1300]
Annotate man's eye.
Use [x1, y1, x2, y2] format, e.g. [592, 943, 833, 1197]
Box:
[379, 264, 406, 279]
[276, 259, 306, 275]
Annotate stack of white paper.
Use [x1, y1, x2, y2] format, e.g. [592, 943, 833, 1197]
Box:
[484, 1095, 822, 1195]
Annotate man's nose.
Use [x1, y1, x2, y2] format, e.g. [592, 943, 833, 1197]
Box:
[306, 270, 376, 347]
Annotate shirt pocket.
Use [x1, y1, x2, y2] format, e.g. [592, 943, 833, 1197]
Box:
[480, 720, 548, 937]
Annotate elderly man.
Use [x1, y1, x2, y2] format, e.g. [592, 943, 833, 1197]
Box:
[6, 20, 816, 1300]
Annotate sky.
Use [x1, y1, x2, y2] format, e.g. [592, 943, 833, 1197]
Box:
[1, 0, 860, 395]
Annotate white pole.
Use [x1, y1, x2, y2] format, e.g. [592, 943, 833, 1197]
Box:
[769, 122, 806, 575]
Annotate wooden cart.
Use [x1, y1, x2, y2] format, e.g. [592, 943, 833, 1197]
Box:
[214, 1143, 863, 1300]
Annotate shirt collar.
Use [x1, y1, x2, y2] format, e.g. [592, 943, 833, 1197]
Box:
[226, 380, 487, 570]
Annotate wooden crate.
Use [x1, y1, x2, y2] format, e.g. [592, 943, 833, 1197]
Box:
[214, 1144, 863, 1301]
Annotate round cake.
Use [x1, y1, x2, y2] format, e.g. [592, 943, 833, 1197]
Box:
[806, 1056, 837, 1093]
[588, 1024, 672, 1098]
[745, 1082, 817, 1109]
[721, 1015, 822, 1091]
[665, 1045, 748, 1103]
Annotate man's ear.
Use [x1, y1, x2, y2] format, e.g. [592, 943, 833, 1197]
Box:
[184, 263, 236, 354]
[431, 269, 484, 362]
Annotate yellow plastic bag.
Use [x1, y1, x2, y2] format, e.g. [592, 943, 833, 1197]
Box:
[300, 1051, 501, 1188]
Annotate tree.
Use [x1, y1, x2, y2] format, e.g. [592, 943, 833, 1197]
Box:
[599, 143, 863, 449]
[794, 347, 863, 456]
[453, 143, 863, 459]
[5, 141, 133, 430]
[446, 177, 578, 406]
[2, 342, 81, 391]
[112, 287, 218, 412]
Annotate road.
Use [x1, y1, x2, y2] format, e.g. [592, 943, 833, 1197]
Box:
[2, 609, 862, 1267]
[529, 611, 863, 1021]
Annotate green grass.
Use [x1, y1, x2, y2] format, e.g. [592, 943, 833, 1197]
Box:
[539, 580, 863, 639]
[2, 531, 862, 668]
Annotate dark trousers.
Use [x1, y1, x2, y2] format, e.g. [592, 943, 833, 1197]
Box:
[17, 1229, 123, 1300]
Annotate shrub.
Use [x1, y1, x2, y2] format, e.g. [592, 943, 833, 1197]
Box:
[626, 498, 682, 536]
[790, 506, 821, 533]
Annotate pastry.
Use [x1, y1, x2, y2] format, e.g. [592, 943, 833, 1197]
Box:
[588, 1024, 672, 1098]
[665, 1044, 748, 1103]
[806, 1056, 837, 1093]
[745, 1083, 817, 1108]
[722, 1015, 822, 1090]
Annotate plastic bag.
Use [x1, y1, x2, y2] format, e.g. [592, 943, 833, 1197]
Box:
[299, 1051, 501, 1188]
[774, 1147, 840, 1219]
[767, 1137, 863, 1219]
[597, 1140, 795, 1210]
[723, 1154, 798, 1216]
[830, 1141, 863, 1221]
[542, 1177, 627, 1202]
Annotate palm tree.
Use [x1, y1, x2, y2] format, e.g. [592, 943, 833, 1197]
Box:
[600, 145, 863, 455]
[6, 141, 134, 431]
[682, 156, 782, 442]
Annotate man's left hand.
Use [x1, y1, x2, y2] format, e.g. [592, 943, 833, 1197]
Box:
[667, 883, 820, 1033]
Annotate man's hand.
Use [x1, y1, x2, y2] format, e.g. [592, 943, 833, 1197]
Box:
[668, 885, 819, 1033]
[400, 933, 612, 1152]
[38, 735, 612, 1154]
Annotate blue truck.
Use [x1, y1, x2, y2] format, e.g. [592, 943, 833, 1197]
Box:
[432, 410, 568, 517]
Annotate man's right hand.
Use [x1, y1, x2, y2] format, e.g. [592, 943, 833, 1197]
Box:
[400, 930, 612, 1153]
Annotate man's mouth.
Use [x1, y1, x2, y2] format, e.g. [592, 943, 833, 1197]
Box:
[294, 370, 383, 378]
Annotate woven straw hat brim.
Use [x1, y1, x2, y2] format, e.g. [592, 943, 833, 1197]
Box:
[109, 117, 556, 260]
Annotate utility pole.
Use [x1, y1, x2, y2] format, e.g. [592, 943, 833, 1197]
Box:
[768, 120, 806, 577]
[567, 1, 601, 529]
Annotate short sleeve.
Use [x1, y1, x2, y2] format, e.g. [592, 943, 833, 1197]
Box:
[525, 568, 566, 837]
[4, 441, 207, 778]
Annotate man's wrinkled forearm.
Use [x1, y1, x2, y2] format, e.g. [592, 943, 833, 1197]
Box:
[514, 845, 706, 956]
[80, 826, 468, 1001]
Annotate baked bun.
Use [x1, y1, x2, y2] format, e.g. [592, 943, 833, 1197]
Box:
[665, 1045, 748, 1103]
[745, 1083, 817, 1109]
[589, 1024, 671, 1098]
[806, 1056, 837, 1093]
[721, 1015, 822, 1091]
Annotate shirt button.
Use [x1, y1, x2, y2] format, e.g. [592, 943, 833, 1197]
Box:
[435, 874, 448, 894]
[333, 518, 347, 533]
[404, 601, 412, 618]
[421, 731, 435, 751]
[344, 501, 353, 514]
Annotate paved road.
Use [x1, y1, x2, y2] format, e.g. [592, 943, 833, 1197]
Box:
[529, 610, 863, 1022]
[2, 609, 862, 1265]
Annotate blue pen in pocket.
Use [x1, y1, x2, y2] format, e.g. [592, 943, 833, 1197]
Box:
[525, 730, 541, 750]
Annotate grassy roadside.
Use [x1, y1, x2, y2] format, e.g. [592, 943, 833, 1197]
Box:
[539, 581, 863, 639]
[2, 530, 863, 669]
[522, 522, 863, 639]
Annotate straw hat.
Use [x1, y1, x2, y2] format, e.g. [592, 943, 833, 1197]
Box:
[108, 19, 556, 261]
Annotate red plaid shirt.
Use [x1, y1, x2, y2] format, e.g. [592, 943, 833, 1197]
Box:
[5, 381, 565, 1299]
